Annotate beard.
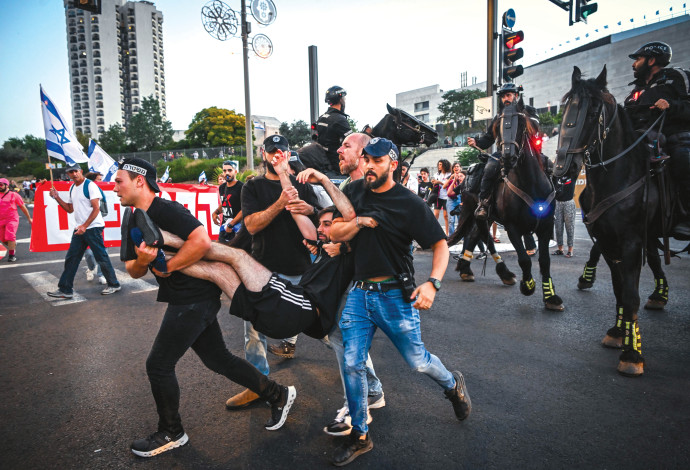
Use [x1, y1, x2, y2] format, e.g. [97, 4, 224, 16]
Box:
[264, 160, 277, 175]
[339, 158, 358, 175]
[363, 166, 390, 190]
[633, 59, 651, 80]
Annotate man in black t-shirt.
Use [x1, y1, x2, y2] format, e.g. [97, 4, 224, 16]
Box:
[114, 158, 296, 459]
[225, 134, 320, 410]
[328, 138, 472, 466]
[417, 167, 433, 203]
[212, 160, 243, 243]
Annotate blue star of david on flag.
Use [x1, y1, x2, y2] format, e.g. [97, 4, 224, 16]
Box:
[50, 125, 71, 145]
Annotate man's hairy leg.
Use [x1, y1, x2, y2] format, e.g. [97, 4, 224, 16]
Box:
[178, 260, 242, 299]
[162, 230, 271, 291]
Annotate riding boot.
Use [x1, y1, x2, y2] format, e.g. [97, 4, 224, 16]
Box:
[475, 155, 501, 221]
[475, 199, 490, 220]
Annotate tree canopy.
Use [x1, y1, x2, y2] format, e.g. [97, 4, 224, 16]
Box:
[279, 120, 311, 147]
[185, 107, 246, 148]
[438, 89, 486, 134]
[98, 123, 128, 154]
[126, 95, 174, 151]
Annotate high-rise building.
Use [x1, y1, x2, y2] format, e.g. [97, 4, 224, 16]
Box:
[64, 0, 165, 140]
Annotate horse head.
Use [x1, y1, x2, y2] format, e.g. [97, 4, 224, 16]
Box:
[494, 98, 539, 170]
[371, 104, 439, 149]
[555, 65, 614, 179]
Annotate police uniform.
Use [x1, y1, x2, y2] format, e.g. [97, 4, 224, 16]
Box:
[316, 106, 351, 174]
[625, 66, 690, 221]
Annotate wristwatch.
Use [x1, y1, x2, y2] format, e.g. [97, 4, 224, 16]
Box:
[427, 278, 442, 291]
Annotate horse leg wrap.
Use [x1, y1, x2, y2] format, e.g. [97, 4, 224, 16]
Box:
[618, 320, 645, 375]
[623, 321, 642, 355]
[582, 263, 597, 283]
[541, 277, 564, 310]
[492, 253, 502, 263]
[606, 305, 625, 338]
[649, 277, 669, 303]
[463, 250, 473, 262]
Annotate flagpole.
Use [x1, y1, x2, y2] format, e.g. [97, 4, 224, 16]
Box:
[47, 154, 55, 189]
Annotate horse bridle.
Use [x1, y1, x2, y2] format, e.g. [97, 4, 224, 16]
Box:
[498, 103, 526, 163]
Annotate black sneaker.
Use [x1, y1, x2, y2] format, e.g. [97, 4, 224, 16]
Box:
[47, 289, 73, 299]
[324, 406, 372, 436]
[268, 340, 296, 358]
[445, 371, 472, 421]
[133, 208, 164, 247]
[8, 254, 17, 262]
[130, 430, 188, 458]
[332, 432, 374, 467]
[265, 385, 296, 430]
[120, 207, 133, 261]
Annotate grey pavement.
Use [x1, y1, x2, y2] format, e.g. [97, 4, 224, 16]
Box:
[1, 212, 690, 469]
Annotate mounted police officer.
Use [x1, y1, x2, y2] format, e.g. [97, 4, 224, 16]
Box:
[315, 86, 352, 176]
[624, 41, 690, 236]
[469, 83, 538, 220]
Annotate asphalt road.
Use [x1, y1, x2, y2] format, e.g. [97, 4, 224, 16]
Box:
[2, 212, 690, 469]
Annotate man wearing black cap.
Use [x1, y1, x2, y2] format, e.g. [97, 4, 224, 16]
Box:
[625, 41, 690, 236]
[47, 163, 120, 298]
[225, 135, 319, 409]
[328, 137, 472, 466]
[114, 158, 296, 458]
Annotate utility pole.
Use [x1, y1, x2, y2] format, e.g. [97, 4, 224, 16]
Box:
[240, 0, 254, 169]
[487, 0, 498, 135]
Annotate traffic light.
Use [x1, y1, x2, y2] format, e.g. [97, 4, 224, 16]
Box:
[71, 0, 101, 14]
[501, 29, 524, 83]
[569, 0, 597, 25]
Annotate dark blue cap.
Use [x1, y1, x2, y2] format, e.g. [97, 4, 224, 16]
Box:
[263, 134, 289, 152]
[363, 137, 399, 161]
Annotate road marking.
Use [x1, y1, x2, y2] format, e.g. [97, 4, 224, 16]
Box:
[21, 271, 87, 306]
[113, 268, 157, 293]
[0, 253, 119, 270]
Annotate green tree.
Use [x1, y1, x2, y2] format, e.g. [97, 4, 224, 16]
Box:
[456, 147, 481, 168]
[185, 107, 246, 148]
[438, 89, 486, 138]
[347, 117, 358, 133]
[279, 120, 311, 147]
[75, 129, 91, 153]
[98, 123, 128, 154]
[127, 95, 174, 151]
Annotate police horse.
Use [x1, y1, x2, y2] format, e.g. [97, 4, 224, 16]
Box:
[555, 65, 683, 377]
[449, 100, 563, 311]
[297, 104, 438, 178]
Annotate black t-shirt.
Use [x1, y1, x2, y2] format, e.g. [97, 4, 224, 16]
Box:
[124, 197, 221, 304]
[241, 175, 318, 275]
[343, 180, 446, 280]
[219, 180, 243, 222]
[300, 250, 355, 338]
[417, 181, 433, 201]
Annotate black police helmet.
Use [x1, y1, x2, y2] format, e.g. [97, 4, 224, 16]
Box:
[628, 41, 672, 67]
[497, 83, 523, 96]
[325, 86, 347, 105]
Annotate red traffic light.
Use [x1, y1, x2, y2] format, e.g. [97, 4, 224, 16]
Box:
[504, 30, 524, 49]
[310, 122, 317, 130]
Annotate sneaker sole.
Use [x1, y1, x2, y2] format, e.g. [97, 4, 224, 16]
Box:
[134, 209, 163, 247]
[333, 439, 374, 467]
[131, 433, 189, 458]
[268, 347, 295, 358]
[265, 386, 296, 431]
[47, 293, 73, 299]
[368, 395, 386, 410]
[323, 411, 372, 436]
[102, 288, 122, 295]
[453, 371, 472, 421]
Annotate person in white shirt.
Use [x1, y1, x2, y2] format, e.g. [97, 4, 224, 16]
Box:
[47, 163, 120, 298]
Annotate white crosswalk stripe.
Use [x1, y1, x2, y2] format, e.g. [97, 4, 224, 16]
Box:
[21, 271, 87, 306]
[112, 268, 158, 293]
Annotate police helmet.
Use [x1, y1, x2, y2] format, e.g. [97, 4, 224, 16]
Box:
[497, 83, 523, 96]
[325, 86, 347, 105]
[628, 42, 672, 67]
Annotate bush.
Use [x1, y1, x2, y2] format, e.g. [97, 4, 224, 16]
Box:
[155, 156, 257, 183]
[6, 160, 50, 179]
[456, 147, 481, 168]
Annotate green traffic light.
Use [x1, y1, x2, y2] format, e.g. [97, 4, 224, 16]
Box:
[582, 4, 598, 18]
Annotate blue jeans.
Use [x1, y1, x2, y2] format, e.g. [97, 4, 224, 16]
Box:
[148, 298, 280, 434]
[340, 286, 455, 435]
[447, 197, 461, 234]
[58, 227, 119, 294]
[243, 273, 301, 375]
[329, 291, 383, 405]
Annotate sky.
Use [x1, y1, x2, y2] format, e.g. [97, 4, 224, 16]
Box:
[0, 0, 684, 144]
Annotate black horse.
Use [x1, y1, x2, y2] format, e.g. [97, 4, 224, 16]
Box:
[450, 100, 563, 311]
[555, 65, 679, 377]
[298, 104, 438, 177]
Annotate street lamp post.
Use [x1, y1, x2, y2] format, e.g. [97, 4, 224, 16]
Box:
[240, 0, 253, 168]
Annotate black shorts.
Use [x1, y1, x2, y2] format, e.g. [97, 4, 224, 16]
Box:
[434, 198, 447, 210]
[229, 274, 317, 339]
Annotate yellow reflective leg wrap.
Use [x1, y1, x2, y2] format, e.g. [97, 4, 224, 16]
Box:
[623, 321, 642, 354]
[492, 253, 502, 262]
[616, 306, 623, 328]
[525, 278, 535, 290]
[542, 278, 555, 298]
[582, 264, 596, 282]
[463, 250, 473, 261]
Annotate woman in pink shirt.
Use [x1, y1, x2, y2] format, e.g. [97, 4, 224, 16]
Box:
[0, 178, 32, 262]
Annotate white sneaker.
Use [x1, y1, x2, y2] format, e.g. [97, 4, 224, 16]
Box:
[85, 268, 95, 282]
[98, 275, 107, 285]
[323, 405, 372, 436]
[101, 286, 121, 295]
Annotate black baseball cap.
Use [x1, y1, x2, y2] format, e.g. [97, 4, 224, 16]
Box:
[65, 163, 82, 172]
[119, 158, 160, 192]
[263, 134, 289, 153]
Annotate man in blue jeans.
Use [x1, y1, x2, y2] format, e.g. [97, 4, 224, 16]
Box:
[330, 138, 472, 466]
[47, 163, 120, 298]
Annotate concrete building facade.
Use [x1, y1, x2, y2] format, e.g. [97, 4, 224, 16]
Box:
[64, 0, 165, 139]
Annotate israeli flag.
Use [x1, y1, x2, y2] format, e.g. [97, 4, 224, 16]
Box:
[87, 139, 118, 182]
[253, 120, 265, 130]
[40, 85, 88, 164]
[161, 166, 170, 183]
[198, 170, 206, 183]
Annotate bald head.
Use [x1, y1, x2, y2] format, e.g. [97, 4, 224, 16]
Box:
[338, 133, 372, 176]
